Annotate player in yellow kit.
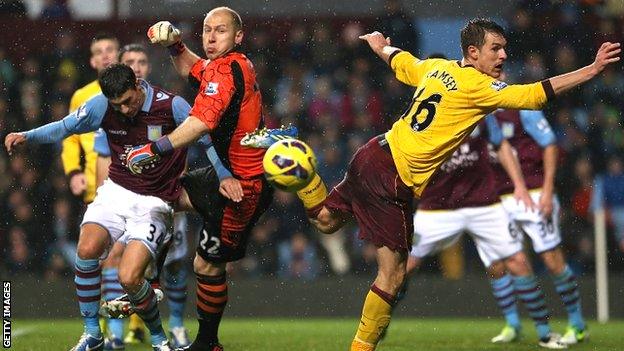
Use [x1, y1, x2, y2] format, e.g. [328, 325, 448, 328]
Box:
[291, 19, 620, 351]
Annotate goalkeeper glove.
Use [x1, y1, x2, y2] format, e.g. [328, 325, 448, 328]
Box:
[125, 143, 160, 175]
[147, 21, 182, 47]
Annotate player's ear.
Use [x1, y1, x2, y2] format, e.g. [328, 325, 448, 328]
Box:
[90, 56, 97, 70]
[466, 45, 479, 60]
[234, 30, 243, 46]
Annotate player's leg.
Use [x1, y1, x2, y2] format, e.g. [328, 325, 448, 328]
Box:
[523, 193, 585, 344]
[180, 166, 273, 351]
[71, 223, 110, 351]
[118, 240, 171, 349]
[352, 246, 407, 351]
[163, 212, 192, 348]
[100, 242, 126, 350]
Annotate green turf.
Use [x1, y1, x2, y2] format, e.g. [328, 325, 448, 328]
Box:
[8, 318, 623, 350]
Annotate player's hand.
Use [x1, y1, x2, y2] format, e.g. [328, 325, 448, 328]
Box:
[125, 143, 161, 175]
[592, 42, 621, 75]
[513, 186, 536, 213]
[359, 31, 391, 53]
[147, 21, 181, 47]
[538, 190, 554, 218]
[4, 132, 26, 155]
[69, 172, 87, 196]
[219, 177, 244, 203]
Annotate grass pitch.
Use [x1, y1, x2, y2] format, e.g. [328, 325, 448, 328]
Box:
[9, 318, 623, 350]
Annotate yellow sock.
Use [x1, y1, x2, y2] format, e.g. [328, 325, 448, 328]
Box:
[296, 173, 327, 210]
[352, 288, 393, 350]
[128, 313, 144, 331]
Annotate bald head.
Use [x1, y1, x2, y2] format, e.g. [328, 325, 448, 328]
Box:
[206, 6, 242, 31]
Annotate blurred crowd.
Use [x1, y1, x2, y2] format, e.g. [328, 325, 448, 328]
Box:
[1, 0, 624, 281]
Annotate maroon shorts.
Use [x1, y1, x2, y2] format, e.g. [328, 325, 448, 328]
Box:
[324, 135, 414, 252]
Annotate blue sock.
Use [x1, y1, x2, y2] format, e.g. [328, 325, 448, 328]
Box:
[552, 265, 585, 331]
[75, 256, 102, 338]
[102, 268, 125, 339]
[127, 280, 167, 345]
[512, 275, 551, 340]
[165, 264, 188, 329]
[490, 274, 521, 330]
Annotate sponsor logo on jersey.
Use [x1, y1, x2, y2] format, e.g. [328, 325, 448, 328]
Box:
[205, 82, 219, 95]
[502, 122, 514, 138]
[147, 125, 162, 141]
[490, 80, 508, 91]
[155, 92, 170, 102]
[108, 129, 127, 135]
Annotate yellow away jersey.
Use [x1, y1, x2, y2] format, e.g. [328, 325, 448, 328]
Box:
[62, 80, 101, 203]
[385, 51, 551, 197]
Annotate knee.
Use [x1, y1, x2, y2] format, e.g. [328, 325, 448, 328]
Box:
[76, 239, 103, 260]
[193, 254, 224, 276]
[118, 265, 143, 291]
[504, 252, 532, 276]
[77, 224, 108, 260]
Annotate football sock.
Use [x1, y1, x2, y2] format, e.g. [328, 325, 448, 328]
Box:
[512, 275, 551, 340]
[127, 280, 167, 345]
[490, 274, 521, 330]
[352, 284, 394, 350]
[75, 256, 102, 338]
[195, 273, 228, 345]
[164, 263, 188, 329]
[102, 267, 125, 339]
[296, 173, 327, 217]
[552, 265, 585, 331]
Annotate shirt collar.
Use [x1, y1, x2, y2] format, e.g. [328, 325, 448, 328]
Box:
[139, 79, 153, 113]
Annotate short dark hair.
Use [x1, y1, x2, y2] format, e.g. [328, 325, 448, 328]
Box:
[460, 18, 505, 57]
[99, 64, 136, 99]
[118, 43, 148, 62]
[91, 32, 119, 47]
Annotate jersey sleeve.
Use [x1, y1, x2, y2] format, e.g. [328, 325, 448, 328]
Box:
[390, 51, 435, 87]
[63, 90, 84, 174]
[93, 128, 110, 156]
[485, 114, 503, 147]
[25, 94, 108, 143]
[519, 110, 556, 147]
[189, 60, 236, 130]
[470, 76, 551, 111]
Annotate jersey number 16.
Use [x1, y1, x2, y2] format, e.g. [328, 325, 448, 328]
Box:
[401, 87, 442, 132]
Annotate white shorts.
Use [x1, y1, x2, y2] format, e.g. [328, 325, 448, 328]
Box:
[164, 212, 191, 265]
[411, 204, 523, 268]
[81, 180, 173, 260]
[500, 190, 561, 253]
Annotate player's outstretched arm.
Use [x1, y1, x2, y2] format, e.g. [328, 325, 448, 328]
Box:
[547, 42, 620, 95]
[359, 31, 400, 65]
[147, 21, 201, 78]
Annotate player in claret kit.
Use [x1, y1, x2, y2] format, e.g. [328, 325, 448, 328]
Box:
[4, 64, 240, 351]
[406, 116, 566, 349]
[491, 103, 587, 345]
[262, 18, 619, 351]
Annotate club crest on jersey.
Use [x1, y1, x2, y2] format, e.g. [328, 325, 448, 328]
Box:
[147, 125, 162, 141]
[502, 122, 515, 138]
[205, 82, 219, 95]
[155, 91, 170, 101]
[490, 80, 508, 91]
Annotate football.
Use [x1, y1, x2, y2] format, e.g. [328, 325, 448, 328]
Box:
[263, 138, 317, 192]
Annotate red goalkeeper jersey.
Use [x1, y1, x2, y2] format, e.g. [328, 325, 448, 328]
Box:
[189, 52, 265, 179]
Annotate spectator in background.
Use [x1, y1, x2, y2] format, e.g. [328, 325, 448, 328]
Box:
[593, 154, 624, 253]
[0, 0, 26, 18]
[379, 0, 419, 54]
[40, 0, 70, 20]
